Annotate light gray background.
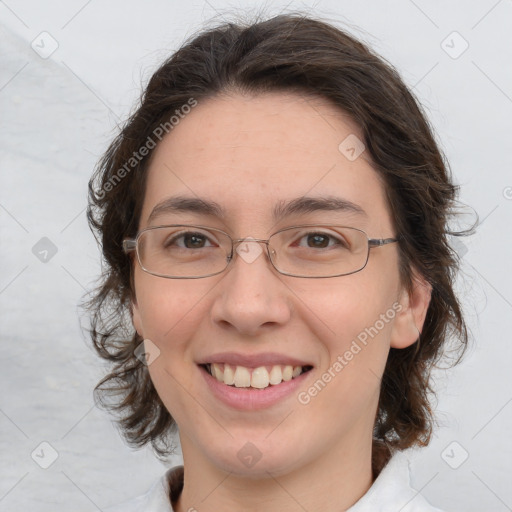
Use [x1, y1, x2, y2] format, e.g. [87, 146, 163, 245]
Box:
[1, 1, 511, 510]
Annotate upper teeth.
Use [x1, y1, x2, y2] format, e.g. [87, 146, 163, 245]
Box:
[207, 363, 304, 389]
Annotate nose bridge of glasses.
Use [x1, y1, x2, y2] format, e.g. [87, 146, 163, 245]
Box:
[232, 237, 270, 246]
[230, 237, 274, 259]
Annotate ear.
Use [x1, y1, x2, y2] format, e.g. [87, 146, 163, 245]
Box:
[390, 272, 432, 349]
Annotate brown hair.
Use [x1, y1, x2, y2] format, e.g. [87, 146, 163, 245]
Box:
[86, 12, 469, 471]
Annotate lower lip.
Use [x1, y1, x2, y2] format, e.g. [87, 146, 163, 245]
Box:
[199, 365, 312, 411]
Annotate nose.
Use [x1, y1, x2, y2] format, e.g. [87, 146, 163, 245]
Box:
[209, 238, 291, 336]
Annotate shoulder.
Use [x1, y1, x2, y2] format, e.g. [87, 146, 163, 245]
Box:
[348, 450, 444, 512]
[102, 466, 183, 512]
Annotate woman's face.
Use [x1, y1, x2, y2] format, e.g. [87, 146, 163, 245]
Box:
[132, 91, 426, 477]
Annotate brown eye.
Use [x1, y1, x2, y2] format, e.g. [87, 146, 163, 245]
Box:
[305, 233, 330, 248]
[164, 231, 215, 249]
[294, 231, 347, 250]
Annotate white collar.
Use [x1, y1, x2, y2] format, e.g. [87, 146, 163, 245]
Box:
[347, 450, 443, 511]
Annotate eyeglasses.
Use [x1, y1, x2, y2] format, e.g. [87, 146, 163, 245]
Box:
[122, 224, 399, 279]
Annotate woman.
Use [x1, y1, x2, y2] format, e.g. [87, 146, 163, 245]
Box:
[87, 12, 468, 511]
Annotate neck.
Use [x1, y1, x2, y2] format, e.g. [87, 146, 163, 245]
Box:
[174, 435, 376, 512]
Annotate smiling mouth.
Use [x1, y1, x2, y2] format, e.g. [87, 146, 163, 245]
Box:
[201, 363, 313, 390]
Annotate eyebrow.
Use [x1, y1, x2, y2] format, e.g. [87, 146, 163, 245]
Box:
[147, 194, 367, 225]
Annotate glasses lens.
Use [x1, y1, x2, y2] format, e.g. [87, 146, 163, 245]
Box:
[269, 226, 369, 277]
[137, 226, 231, 278]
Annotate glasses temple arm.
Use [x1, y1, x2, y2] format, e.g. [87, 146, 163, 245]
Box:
[123, 239, 137, 253]
[368, 237, 400, 247]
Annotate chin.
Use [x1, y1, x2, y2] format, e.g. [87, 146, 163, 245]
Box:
[199, 436, 307, 479]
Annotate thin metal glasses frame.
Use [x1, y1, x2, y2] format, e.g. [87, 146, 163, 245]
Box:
[122, 224, 399, 279]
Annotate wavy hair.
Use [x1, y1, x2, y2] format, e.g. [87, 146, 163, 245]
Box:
[85, 12, 469, 472]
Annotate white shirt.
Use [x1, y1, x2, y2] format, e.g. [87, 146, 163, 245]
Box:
[104, 450, 443, 511]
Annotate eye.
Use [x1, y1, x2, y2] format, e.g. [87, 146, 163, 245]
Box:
[294, 231, 348, 250]
[164, 231, 217, 249]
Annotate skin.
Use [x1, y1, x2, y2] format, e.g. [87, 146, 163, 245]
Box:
[131, 91, 431, 512]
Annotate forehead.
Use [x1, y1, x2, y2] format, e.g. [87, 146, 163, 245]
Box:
[140, 91, 392, 233]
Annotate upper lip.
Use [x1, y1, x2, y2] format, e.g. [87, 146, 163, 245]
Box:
[197, 352, 313, 369]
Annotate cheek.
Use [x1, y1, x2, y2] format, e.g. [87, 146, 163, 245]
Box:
[133, 272, 213, 365]
[133, 274, 213, 422]
[132, 271, 236, 427]
[294, 274, 399, 402]
[295, 301, 394, 433]
[293, 268, 399, 346]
